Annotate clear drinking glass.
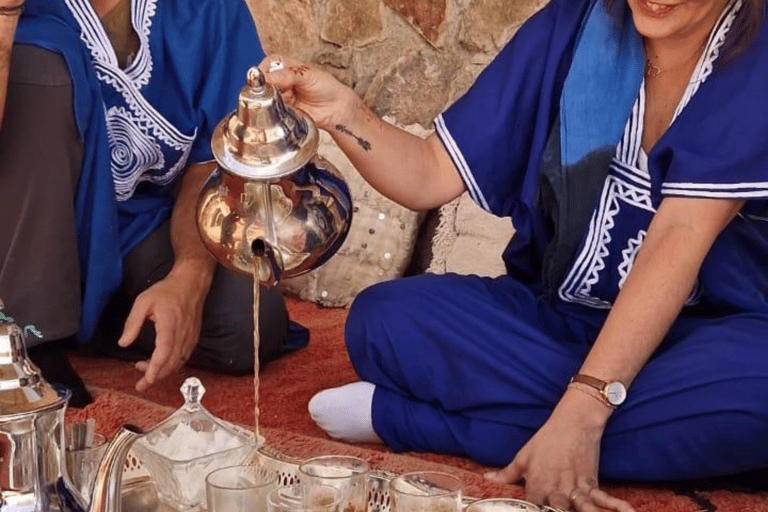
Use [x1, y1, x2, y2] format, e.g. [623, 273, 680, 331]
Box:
[267, 484, 342, 512]
[65, 432, 108, 506]
[299, 455, 370, 512]
[389, 471, 463, 512]
[466, 498, 540, 512]
[206, 465, 279, 512]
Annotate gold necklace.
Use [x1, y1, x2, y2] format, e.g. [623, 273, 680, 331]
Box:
[645, 41, 707, 77]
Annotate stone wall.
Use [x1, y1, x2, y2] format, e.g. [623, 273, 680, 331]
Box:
[249, 0, 547, 304]
[247, 0, 547, 128]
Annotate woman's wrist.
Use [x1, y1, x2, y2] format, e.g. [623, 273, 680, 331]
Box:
[328, 87, 367, 132]
[556, 386, 614, 430]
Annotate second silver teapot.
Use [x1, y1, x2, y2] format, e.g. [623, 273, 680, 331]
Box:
[197, 66, 353, 286]
[0, 300, 142, 512]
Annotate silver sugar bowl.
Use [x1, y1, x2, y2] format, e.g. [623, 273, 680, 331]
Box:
[196, 66, 353, 286]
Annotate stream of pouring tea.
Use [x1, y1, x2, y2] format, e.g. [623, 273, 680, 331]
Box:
[253, 182, 275, 445]
[253, 257, 261, 442]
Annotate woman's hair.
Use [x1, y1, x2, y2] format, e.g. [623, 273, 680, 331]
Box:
[603, 0, 766, 63]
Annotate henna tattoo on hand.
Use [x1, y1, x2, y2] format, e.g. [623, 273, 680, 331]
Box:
[290, 65, 310, 76]
[335, 124, 372, 151]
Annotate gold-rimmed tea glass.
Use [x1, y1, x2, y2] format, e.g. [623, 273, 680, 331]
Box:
[299, 455, 370, 512]
[389, 471, 463, 512]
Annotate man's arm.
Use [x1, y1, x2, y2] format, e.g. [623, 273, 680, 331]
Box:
[167, 161, 217, 289]
[0, 1, 25, 128]
[118, 161, 217, 392]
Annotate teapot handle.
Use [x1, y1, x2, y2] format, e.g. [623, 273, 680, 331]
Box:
[88, 425, 144, 512]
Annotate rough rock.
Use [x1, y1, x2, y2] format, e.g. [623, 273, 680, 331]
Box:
[320, 0, 385, 47]
[363, 49, 461, 127]
[249, 0, 319, 60]
[459, 0, 547, 54]
[383, 0, 447, 45]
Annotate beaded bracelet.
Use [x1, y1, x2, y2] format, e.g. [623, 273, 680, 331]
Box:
[0, 1, 25, 16]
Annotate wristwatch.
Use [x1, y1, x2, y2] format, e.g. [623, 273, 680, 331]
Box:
[570, 374, 627, 407]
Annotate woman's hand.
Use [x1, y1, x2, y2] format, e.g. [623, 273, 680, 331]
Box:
[259, 54, 465, 210]
[485, 389, 636, 512]
[259, 54, 360, 131]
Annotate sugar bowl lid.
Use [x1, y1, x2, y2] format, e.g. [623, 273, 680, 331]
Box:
[134, 377, 258, 462]
[0, 299, 62, 416]
[211, 65, 319, 180]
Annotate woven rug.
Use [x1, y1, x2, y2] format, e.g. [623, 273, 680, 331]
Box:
[67, 298, 768, 512]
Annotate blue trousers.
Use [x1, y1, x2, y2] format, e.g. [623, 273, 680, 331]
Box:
[345, 273, 768, 481]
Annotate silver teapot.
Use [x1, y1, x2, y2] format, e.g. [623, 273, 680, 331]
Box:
[0, 301, 142, 512]
[196, 66, 353, 286]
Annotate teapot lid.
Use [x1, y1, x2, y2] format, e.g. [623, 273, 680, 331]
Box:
[211, 66, 319, 180]
[0, 299, 63, 416]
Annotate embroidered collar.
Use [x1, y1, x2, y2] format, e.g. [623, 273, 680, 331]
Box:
[65, 0, 156, 87]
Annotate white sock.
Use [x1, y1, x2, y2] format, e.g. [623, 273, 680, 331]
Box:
[308, 381, 383, 444]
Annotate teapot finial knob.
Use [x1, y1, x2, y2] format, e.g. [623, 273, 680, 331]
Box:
[246, 66, 266, 91]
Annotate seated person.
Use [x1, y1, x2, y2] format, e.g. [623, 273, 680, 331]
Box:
[0, 0, 307, 406]
[260, 0, 768, 510]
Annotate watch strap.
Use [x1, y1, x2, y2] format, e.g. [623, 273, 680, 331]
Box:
[571, 374, 607, 390]
[568, 381, 614, 409]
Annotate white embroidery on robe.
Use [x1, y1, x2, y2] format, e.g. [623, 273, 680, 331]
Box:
[556, 1, 740, 309]
[618, 230, 646, 289]
[106, 106, 168, 200]
[558, 174, 654, 308]
[65, 0, 196, 202]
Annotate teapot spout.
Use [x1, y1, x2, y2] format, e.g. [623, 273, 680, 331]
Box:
[251, 238, 282, 287]
[87, 425, 143, 512]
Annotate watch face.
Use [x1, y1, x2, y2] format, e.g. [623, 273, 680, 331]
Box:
[605, 382, 627, 405]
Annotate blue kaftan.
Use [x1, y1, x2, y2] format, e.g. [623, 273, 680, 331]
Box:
[16, 0, 265, 341]
[347, 0, 768, 480]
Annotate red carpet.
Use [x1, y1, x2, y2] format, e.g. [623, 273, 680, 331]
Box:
[67, 297, 768, 511]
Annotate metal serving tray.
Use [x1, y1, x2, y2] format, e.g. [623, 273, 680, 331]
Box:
[120, 445, 548, 512]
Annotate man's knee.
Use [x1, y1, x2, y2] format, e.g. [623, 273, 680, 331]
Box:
[1, 44, 81, 190]
[194, 279, 289, 374]
[0, 45, 81, 340]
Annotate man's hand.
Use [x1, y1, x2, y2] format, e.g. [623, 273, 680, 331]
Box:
[117, 264, 208, 392]
[485, 389, 636, 512]
[118, 161, 217, 392]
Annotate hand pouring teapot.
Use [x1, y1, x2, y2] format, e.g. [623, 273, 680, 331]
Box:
[196, 66, 353, 286]
[0, 300, 142, 512]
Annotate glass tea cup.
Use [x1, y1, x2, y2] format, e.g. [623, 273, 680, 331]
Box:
[466, 498, 541, 512]
[267, 484, 342, 512]
[389, 471, 463, 512]
[299, 455, 370, 512]
[65, 430, 108, 506]
[206, 465, 279, 512]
